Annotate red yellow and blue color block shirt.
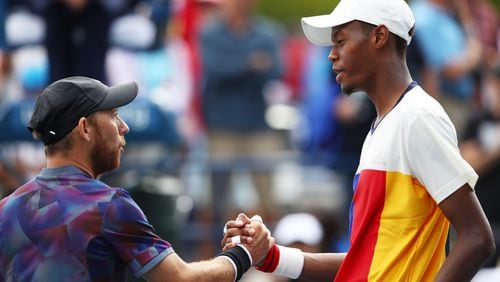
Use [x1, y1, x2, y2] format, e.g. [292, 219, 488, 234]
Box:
[335, 85, 478, 281]
[0, 166, 173, 281]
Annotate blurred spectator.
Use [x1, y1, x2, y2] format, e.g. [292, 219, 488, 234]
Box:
[198, 0, 286, 221]
[141, 0, 170, 50]
[178, 0, 222, 141]
[40, 0, 115, 83]
[0, 4, 52, 199]
[0, 52, 21, 104]
[241, 212, 326, 282]
[411, 0, 483, 138]
[297, 46, 375, 175]
[465, 0, 499, 70]
[0, 0, 6, 52]
[106, 3, 192, 125]
[460, 63, 500, 268]
[104, 0, 189, 183]
[14, 0, 169, 84]
[0, 30, 46, 198]
[0, 51, 20, 198]
[273, 212, 325, 253]
[281, 29, 309, 102]
[0, 160, 20, 198]
[1, 1, 50, 97]
[0, 0, 7, 73]
[294, 45, 375, 249]
[272, 212, 325, 282]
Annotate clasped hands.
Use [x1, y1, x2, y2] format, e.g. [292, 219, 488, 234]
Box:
[221, 213, 275, 266]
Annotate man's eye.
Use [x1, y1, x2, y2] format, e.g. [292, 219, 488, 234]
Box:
[332, 40, 344, 48]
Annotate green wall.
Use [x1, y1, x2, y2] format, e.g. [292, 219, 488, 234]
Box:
[257, 0, 500, 30]
[257, 0, 338, 31]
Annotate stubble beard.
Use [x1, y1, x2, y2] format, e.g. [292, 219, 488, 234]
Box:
[90, 127, 121, 177]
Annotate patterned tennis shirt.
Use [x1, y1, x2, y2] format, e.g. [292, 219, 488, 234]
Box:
[0, 166, 174, 281]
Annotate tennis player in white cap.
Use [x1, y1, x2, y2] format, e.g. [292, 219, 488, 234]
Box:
[223, 0, 495, 281]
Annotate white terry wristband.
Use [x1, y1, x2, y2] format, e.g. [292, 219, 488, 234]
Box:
[275, 245, 304, 279]
[256, 244, 304, 279]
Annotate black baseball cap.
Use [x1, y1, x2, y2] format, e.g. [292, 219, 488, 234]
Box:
[28, 76, 138, 145]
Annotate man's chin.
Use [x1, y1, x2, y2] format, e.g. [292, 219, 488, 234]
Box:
[341, 85, 355, 96]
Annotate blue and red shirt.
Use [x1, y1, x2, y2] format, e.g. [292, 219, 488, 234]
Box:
[0, 165, 173, 281]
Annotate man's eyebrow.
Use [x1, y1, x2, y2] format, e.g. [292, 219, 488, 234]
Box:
[331, 27, 343, 40]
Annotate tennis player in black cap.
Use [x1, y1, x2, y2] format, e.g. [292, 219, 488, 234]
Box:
[0, 76, 273, 281]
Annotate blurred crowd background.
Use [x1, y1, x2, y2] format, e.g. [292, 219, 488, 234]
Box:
[0, 0, 499, 281]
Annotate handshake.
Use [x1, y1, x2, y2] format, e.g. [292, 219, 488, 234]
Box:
[218, 213, 304, 281]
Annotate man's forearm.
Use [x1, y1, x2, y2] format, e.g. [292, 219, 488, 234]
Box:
[300, 252, 345, 281]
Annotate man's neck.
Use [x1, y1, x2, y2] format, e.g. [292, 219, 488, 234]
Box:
[46, 154, 96, 179]
[370, 79, 413, 119]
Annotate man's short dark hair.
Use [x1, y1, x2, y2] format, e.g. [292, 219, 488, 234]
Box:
[394, 35, 407, 58]
[359, 21, 407, 58]
[45, 131, 75, 156]
[43, 113, 98, 156]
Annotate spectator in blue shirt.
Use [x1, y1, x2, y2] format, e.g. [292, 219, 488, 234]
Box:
[199, 0, 286, 222]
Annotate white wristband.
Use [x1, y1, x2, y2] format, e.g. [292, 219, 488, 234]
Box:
[274, 245, 304, 279]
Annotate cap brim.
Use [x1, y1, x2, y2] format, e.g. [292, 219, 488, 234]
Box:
[301, 13, 353, 46]
[97, 81, 138, 110]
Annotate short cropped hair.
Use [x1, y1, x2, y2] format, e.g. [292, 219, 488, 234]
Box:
[359, 21, 411, 58]
[43, 113, 98, 156]
[44, 130, 76, 156]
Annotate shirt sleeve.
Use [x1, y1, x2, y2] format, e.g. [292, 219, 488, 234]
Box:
[406, 109, 478, 203]
[101, 188, 174, 277]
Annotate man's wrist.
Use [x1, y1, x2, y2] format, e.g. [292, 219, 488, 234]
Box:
[256, 244, 304, 279]
[218, 245, 252, 281]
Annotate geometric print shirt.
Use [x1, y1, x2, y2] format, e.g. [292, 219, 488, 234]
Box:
[0, 165, 174, 281]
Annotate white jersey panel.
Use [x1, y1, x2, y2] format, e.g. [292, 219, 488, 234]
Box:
[356, 86, 478, 203]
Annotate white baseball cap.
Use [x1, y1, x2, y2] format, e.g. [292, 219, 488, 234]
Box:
[274, 213, 324, 246]
[301, 0, 415, 46]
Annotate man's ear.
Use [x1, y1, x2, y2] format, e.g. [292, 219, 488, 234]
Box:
[76, 117, 92, 142]
[372, 25, 389, 48]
